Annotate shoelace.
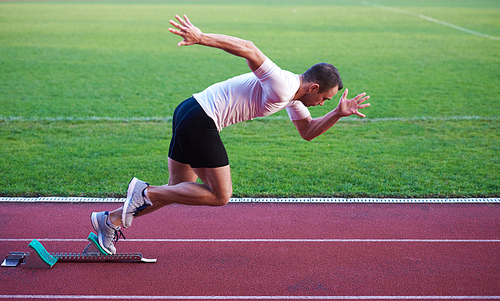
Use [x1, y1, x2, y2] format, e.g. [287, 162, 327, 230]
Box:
[113, 228, 126, 243]
[133, 202, 151, 217]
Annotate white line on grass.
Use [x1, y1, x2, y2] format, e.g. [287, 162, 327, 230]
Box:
[1, 295, 499, 299]
[0, 116, 173, 122]
[0, 115, 498, 123]
[362, 1, 500, 41]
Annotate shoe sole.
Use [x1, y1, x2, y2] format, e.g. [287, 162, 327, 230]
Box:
[90, 212, 113, 255]
[122, 177, 139, 228]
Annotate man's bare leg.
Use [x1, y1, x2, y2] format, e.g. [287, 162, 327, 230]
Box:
[108, 158, 233, 226]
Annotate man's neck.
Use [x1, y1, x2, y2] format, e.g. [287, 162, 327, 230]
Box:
[293, 75, 306, 101]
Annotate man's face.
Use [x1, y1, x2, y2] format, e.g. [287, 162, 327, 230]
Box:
[301, 85, 339, 107]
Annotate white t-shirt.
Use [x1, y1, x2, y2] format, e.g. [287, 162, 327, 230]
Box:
[193, 57, 310, 132]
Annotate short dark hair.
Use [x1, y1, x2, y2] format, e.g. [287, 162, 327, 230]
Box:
[302, 63, 343, 92]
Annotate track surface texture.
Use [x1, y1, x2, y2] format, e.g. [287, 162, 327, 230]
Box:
[1, 202, 499, 300]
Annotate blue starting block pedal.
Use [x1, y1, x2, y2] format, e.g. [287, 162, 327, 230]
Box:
[23, 239, 58, 268]
[83, 232, 110, 255]
[1, 232, 157, 268]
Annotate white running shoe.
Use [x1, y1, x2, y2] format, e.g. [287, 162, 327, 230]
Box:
[90, 211, 123, 255]
[122, 177, 151, 228]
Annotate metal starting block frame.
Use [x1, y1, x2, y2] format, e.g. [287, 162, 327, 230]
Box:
[2, 232, 157, 268]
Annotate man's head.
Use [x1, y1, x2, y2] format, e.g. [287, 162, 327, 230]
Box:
[297, 63, 343, 107]
[302, 63, 343, 93]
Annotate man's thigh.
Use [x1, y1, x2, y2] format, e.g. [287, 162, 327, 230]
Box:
[168, 157, 233, 205]
[169, 98, 229, 169]
[168, 157, 198, 185]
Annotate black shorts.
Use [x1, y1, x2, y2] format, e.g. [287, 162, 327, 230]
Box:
[168, 97, 229, 168]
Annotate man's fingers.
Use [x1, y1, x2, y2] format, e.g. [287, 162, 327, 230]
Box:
[355, 111, 366, 118]
[169, 15, 198, 47]
[168, 26, 188, 47]
[175, 15, 193, 27]
[357, 95, 370, 104]
[342, 88, 349, 100]
[170, 16, 189, 47]
[175, 14, 187, 26]
[352, 92, 367, 102]
[183, 15, 192, 26]
[338, 88, 370, 118]
[168, 27, 181, 35]
[168, 27, 187, 46]
[169, 19, 182, 30]
[178, 41, 197, 47]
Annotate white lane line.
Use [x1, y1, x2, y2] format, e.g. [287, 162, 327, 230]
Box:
[1, 197, 499, 203]
[362, 1, 500, 41]
[0, 115, 498, 123]
[1, 238, 499, 243]
[0, 295, 499, 300]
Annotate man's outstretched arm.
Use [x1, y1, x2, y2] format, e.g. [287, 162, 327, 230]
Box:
[169, 15, 266, 71]
[293, 89, 371, 141]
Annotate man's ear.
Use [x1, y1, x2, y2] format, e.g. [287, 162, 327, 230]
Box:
[308, 83, 320, 92]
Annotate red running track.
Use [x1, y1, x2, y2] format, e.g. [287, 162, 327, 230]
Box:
[0, 202, 499, 300]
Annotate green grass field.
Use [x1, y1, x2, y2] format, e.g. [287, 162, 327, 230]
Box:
[1, 0, 499, 198]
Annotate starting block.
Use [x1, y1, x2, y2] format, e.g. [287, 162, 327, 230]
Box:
[1, 232, 157, 268]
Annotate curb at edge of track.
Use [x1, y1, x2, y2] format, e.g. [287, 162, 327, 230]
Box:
[0, 197, 498, 203]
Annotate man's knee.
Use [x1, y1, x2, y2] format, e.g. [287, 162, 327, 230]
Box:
[212, 189, 232, 206]
[194, 165, 232, 206]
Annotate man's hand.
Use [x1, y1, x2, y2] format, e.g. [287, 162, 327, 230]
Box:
[167, 14, 266, 71]
[293, 89, 371, 141]
[169, 15, 203, 47]
[336, 89, 371, 118]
